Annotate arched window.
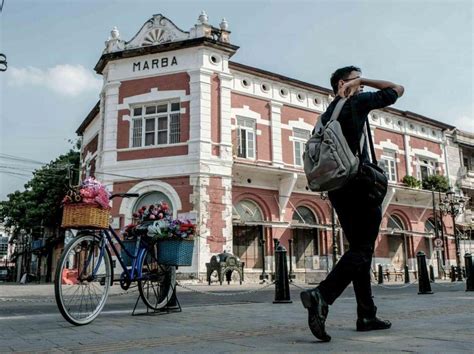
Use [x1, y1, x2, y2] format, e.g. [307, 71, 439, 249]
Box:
[387, 215, 405, 231]
[233, 200, 263, 222]
[292, 206, 317, 225]
[133, 191, 173, 214]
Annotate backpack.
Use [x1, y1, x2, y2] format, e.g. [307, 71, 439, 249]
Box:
[303, 98, 363, 192]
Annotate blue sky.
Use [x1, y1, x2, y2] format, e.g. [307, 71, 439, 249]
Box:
[0, 0, 473, 200]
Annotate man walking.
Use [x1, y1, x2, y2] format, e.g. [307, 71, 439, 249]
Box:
[300, 66, 404, 342]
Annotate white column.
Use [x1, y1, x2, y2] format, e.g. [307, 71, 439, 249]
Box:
[404, 134, 412, 176]
[99, 81, 121, 189]
[188, 68, 213, 160]
[270, 101, 284, 167]
[218, 72, 233, 161]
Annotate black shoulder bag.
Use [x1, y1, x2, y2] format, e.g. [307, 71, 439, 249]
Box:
[352, 100, 388, 206]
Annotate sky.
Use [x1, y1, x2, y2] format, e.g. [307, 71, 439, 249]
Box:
[0, 0, 473, 200]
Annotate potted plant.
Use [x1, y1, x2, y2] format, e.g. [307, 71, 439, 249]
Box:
[402, 175, 422, 189]
[422, 175, 449, 192]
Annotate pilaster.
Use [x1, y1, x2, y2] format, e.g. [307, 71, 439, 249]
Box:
[270, 101, 284, 167]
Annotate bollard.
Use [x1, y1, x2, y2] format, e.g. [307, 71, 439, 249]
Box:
[450, 265, 456, 282]
[273, 244, 292, 303]
[465, 253, 474, 292]
[378, 264, 384, 284]
[429, 265, 435, 283]
[404, 264, 410, 284]
[417, 251, 433, 295]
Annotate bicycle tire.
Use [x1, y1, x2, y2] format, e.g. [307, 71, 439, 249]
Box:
[138, 246, 176, 310]
[54, 233, 111, 325]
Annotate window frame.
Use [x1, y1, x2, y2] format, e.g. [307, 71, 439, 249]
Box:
[236, 116, 256, 160]
[130, 101, 180, 148]
[293, 128, 311, 167]
[380, 150, 397, 183]
[416, 156, 436, 180]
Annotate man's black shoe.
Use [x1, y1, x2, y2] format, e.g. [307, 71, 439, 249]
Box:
[300, 289, 331, 342]
[356, 317, 392, 332]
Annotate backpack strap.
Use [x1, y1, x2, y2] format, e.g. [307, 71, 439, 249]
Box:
[350, 98, 368, 158]
[328, 98, 347, 122]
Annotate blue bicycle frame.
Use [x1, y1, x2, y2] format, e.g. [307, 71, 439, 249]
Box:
[86, 226, 149, 282]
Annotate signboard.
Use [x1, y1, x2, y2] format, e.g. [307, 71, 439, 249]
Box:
[433, 238, 444, 248]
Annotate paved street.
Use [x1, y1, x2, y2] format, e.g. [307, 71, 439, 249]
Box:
[0, 281, 473, 352]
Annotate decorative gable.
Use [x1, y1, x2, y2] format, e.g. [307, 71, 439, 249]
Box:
[127, 14, 190, 49]
[103, 12, 232, 54]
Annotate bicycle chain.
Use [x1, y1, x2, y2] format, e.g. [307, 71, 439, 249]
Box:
[176, 281, 275, 296]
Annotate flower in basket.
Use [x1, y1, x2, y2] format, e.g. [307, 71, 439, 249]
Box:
[147, 219, 170, 239]
[62, 177, 111, 210]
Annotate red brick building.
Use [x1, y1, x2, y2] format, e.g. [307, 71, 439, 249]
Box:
[77, 13, 462, 282]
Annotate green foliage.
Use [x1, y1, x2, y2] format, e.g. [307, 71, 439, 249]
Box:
[402, 175, 422, 189]
[0, 148, 80, 236]
[422, 174, 450, 192]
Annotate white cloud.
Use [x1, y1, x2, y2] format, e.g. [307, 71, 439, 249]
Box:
[8, 65, 102, 97]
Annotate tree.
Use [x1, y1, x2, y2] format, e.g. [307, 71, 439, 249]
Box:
[0, 146, 80, 238]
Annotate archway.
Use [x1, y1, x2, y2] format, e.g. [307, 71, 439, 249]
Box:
[292, 206, 319, 269]
[387, 215, 408, 270]
[232, 200, 264, 269]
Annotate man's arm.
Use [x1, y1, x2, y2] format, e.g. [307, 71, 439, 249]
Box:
[339, 78, 404, 98]
[359, 78, 404, 98]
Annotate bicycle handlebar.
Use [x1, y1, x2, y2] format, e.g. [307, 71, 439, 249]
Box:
[110, 193, 140, 200]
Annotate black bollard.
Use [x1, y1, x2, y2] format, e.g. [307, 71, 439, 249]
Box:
[465, 253, 474, 292]
[450, 265, 456, 282]
[404, 264, 410, 284]
[417, 251, 433, 295]
[429, 264, 435, 283]
[273, 244, 292, 303]
[378, 264, 384, 284]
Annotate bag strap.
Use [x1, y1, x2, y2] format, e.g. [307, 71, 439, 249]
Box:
[350, 98, 370, 158]
[364, 116, 378, 164]
[328, 98, 347, 122]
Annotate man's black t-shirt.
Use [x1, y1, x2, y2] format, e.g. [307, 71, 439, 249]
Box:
[320, 88, 399, 164]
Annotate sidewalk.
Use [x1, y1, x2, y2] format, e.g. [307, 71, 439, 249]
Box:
[0, 282, 473, 352]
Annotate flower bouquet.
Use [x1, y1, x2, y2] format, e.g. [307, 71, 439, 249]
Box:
[126, 202, 196, 266]
[61, 178, 111, 229]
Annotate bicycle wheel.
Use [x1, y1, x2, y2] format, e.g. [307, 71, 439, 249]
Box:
[54, 233, 111, 325]
[138, 246, 176, 310]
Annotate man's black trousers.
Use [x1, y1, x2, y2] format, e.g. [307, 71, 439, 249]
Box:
[318, 185, 382, 319]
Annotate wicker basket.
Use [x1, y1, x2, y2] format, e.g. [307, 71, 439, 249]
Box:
[61, 203, 109, 229]
[156, 238, 194, 266]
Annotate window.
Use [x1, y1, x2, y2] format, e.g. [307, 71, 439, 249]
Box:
[380, 150, 397, 182]
[417, 157, 436, 180]
[130, 101, 180, 148]
[237, 117, 256, 159]
[293, 128, 310, 167]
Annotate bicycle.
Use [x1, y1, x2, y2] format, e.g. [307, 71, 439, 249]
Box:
[54, 193, 176, 326]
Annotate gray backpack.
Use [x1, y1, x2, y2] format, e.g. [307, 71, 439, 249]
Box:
[303, 98, 363, 192]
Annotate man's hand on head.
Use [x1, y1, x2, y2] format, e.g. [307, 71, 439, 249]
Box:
[338, 78, 362, 98]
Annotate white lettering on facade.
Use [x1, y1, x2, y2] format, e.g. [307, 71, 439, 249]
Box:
[132, 56, 178, 72]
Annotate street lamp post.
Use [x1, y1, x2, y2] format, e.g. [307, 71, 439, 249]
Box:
[439, 190, 466, 281]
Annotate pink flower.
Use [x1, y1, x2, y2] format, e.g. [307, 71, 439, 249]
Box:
[149, 214, 156, 220]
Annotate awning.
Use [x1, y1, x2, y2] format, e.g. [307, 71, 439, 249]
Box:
[380, 228, 439, 238]
[232, 220, 290, 228]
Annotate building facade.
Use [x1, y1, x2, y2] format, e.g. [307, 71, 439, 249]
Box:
[77, 12, 471, 282]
